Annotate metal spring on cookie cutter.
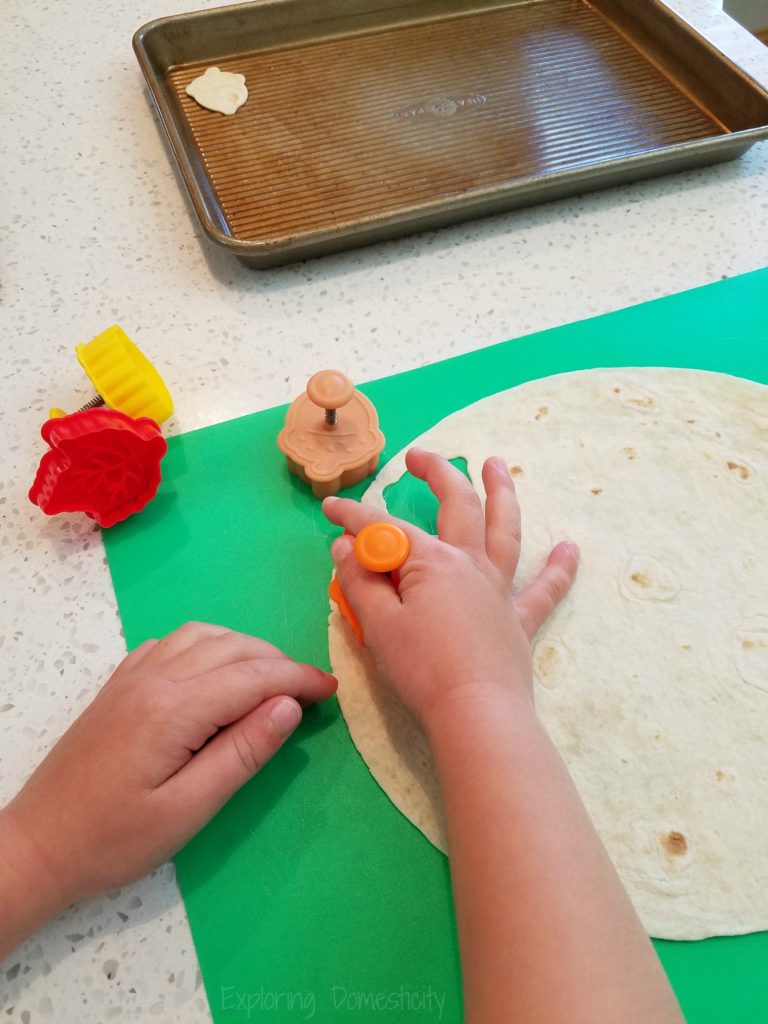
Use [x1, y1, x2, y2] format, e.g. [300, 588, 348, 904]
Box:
[77, 394, 106, 412]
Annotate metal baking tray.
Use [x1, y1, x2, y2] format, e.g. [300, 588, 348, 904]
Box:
[134, 0, 768, 268]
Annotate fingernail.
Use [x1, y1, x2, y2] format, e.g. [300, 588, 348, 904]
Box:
[270, 698, 301, 738]
[564, 542, 580, 560]
[323, 496, 338, 505]
[331, 536, 352, 559]
[491, 456, 509, 474]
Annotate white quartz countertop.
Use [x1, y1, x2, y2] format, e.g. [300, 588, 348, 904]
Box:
[2, 0, 767, 1020]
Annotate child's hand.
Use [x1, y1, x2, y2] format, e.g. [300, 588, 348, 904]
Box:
[323, 448, 578, 729]
[327, 453, 685, 1024]
[2, 624, 336, 917]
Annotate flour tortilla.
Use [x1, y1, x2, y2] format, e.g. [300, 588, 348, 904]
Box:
[329, 368, 768, 941]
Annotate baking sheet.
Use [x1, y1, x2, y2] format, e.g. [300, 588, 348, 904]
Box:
[134, 0, 768, 267]
[104, 268, 768, 1024]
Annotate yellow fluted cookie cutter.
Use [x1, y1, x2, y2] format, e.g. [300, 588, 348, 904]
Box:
[49, 325, 173, 423]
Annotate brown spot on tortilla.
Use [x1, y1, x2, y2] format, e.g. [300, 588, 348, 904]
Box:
[681, 644, 692, 652]
[741, 638, 755, 650]
[628, 396, 654, 407]
[591, 487, 603, 495]
[612, 387, 621, 394]
[534, 406, 549, 421]
[662, 831, 688, 857]
[727, 460, 752, 481]
[535, 644, 558, 680]
[509, 465, 524, 477]
[654, 733, 662, 742]
[623, 447, 636, 460]
[716, 770, 725, 782]
[630, 571, 650, 587]
[686, 418, 696, 424]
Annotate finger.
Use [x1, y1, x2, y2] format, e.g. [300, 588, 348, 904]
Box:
[322, 497, 429, 553]
[161, 696, 303, 834]
[331, 534, 401, 631]
[514, 542, 580, 639]
[187, 658, 336, 731]
[405, 448, 484, 552]
[481, 456, 521, 583]
[161, 630, 290, 681]
[139, 622, 233, 668]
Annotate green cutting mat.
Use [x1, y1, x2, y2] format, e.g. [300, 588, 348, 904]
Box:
[105, 269, 768, 1024]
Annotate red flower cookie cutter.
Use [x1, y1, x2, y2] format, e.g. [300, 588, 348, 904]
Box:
[29, 409, 167, 529]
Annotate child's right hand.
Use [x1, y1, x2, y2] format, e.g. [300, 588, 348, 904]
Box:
[325, 452, 685, 1024]
[323, 448, 579, 730]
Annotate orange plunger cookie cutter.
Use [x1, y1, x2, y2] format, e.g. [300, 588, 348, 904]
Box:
[277, 370, 385, 498]
[29, 326, 173, 528]
[328, 522, 410, 644]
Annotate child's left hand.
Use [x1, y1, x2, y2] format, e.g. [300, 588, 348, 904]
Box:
[0, 622, 336, 947]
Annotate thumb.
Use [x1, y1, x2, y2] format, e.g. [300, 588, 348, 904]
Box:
[513, 541, 580, 639]
[163, 696, 302, 831]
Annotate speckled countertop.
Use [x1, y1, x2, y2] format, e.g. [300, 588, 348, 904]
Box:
[1, 0, 767, 1020]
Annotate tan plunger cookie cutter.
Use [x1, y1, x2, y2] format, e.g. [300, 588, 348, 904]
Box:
[277, 370, 385, 498]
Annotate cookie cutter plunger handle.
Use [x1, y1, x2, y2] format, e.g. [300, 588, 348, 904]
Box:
[354, 523, 410, 574]
[306, 369, 355, 427]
